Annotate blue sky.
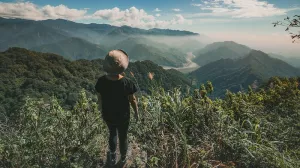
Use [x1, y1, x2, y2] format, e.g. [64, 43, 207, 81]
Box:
[0, 0, 300, 56]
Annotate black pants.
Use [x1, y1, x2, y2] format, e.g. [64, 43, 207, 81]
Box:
[106, 121, 129, 159]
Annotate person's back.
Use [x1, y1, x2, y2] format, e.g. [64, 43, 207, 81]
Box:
[95, 75, 137, 124]
[95, 49, 138, 167]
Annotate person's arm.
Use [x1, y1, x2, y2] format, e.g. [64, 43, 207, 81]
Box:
[97, 93, 102, 111]
[129, 94, 139, 121]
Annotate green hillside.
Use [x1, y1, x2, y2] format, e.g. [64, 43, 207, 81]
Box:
[193, 46, 242, 66]
[193, 41, 252, 66]
[114, 37, 187, 67]
[0, 21, 68, 51]
[194, 41, 251, 56]
[190, 50, 300, 97]
[31, 37, 108, 60]
[0, 48, 192, 117]
[269, 53, 300, 68]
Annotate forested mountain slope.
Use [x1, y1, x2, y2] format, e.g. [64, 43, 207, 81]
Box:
[190, 50, 300, 96]
[0, 48, 192, 117]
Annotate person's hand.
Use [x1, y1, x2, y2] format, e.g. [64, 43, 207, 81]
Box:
[134, 113, 139, 122]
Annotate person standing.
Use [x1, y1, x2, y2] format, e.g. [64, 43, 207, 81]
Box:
[95, 49, 139, 167]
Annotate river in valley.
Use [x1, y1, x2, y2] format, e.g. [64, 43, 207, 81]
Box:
[162, 52, 200, 73]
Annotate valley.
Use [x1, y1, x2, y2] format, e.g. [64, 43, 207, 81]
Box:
[162, 52, 200, 73]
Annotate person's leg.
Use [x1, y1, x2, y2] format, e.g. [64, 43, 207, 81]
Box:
[117, 121, 129, 161]
[106, 123, 117, 164]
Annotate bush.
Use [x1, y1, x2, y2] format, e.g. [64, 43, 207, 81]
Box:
[1, 90, 107, 167]
[1, 77, 300, 168]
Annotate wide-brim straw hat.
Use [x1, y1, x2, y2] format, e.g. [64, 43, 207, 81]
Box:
[103, 49, 129, 75]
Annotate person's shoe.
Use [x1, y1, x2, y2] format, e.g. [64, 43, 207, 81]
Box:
[117, 156, 127, 168]
[105, 151, 116, 167]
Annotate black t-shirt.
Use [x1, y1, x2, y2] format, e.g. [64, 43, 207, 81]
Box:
[95, 75, 137, 124]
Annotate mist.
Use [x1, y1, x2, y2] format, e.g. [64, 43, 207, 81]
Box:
[206, 32, 300, 58]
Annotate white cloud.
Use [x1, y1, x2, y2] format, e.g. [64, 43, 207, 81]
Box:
[191, 0, 300, 18]
[42, 5, 87, 20]
[92, 7, 192, 28]
[0, 2, 87, 20]
[0, 2, 191, 29]
[92, 7, 129, 21]
[192, 18, 234, 23]
[191, 4, 203, 7]
[154, 8, 161, 12]
[172, 8, 181, 12]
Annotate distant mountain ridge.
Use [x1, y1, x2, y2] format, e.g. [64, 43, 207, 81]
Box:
[31, 37, 107, 60]
[194, 46, 241, 66]
[197, 41, 251, 55]
[268, 53, 300, 68]
[113, 37, 187, 67]
[0, 17, 201, 67]
[190, 50, 300, 97]
[0, 17, 198, 41]
[0, 21, 68, 50]
[193, 41, 252, 66]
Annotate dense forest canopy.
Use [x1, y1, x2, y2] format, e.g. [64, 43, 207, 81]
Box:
[0, 48, 192, 119]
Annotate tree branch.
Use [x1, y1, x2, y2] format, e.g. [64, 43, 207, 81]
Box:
[273, 15, 300, 43]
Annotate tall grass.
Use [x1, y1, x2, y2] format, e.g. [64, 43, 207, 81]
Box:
[1, 77, 299, 167]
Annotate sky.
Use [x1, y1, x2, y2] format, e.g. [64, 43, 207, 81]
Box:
[0, 0, 300, 57]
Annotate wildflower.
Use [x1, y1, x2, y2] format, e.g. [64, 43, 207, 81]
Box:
[269, 82, 274, 89]
[148, 72, 154, 80]
[130, 71, 134, 77]
[251, 80, 258, 90]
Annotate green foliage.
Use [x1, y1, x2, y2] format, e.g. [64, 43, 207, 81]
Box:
[1, 90, 106, 167]
[129, 77, 300, 167]
[0, 48, 192, 118]
[1, 77, 300, 167]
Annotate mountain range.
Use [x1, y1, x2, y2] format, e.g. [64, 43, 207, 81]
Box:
[0, 17, 203, 67]
[31, 37, 107, 60]
[113, 37, 187, 67]
[1, 17, 299, 99]
[190, 50, 300, 96]
[268, 53, 300, 68]
[193, 41, 252, 66]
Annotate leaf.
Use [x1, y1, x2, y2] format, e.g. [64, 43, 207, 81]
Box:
[243, 130, 255, 134]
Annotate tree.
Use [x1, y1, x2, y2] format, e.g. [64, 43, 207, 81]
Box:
[273, 15, 300, 43]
